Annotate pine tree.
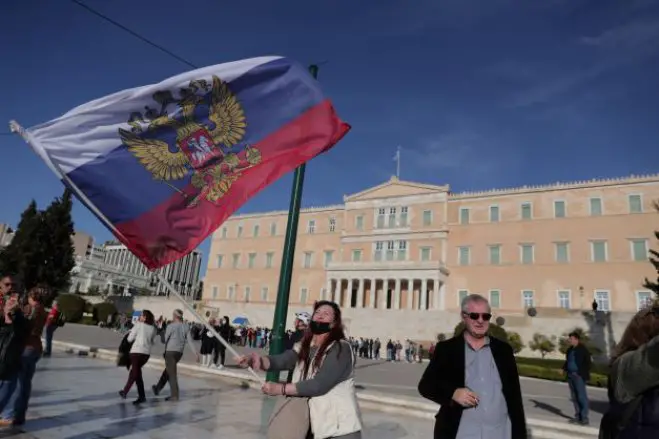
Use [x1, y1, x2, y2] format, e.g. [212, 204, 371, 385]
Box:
[644, 230, 659, 297]
[0, 200, 42, 281]
[38, 188, 75, 292]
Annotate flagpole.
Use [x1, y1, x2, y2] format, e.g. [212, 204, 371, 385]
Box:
[396, 146, 401, 179]
[265, 64, 318, 383]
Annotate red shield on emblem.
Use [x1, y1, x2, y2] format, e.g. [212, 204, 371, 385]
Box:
[179, 127, 223, 169]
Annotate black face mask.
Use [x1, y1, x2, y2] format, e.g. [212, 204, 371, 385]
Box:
[310, 321, 332, 335]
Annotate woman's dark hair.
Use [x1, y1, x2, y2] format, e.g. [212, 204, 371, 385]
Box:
[28, 285, 49, 304]
[612, 303, 659, 363]
[142, 309, 155, 326]
[297, 300, 346, 378]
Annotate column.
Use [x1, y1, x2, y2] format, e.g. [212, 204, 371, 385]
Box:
[381, 279, 388, 309]
[439, 282, 446, 310]
[325, 278, 332, 301]
[332, 278, 340, 303]
[369, 278, 376, 308]
[347, 279, 354, 308]
[421, 279, 428, 311]
[357, 278, 365, 308]
[394, 279, 401, 309]
[433, 279, 440, 310]
[407, 279, 414, 309]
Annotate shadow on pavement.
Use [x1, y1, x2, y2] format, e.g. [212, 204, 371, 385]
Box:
[529, 399, 572, 420]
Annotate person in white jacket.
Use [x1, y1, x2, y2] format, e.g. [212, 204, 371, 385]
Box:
[119, 310, 156, 405]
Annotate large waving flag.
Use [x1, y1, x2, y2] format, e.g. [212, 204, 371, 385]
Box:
[12, 56, 350, 269]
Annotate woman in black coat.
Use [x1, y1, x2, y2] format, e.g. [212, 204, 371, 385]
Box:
[200, 318, 215, 367]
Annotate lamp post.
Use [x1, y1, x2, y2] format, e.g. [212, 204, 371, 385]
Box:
[579, 286, 584, 310]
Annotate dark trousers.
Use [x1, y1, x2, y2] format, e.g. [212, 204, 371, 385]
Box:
[567, 373, 590, 421]
[44, 325, 56, 355]
[213, 344, 226, 366]
[155, 351, 182, 398]
[123, 353, 150, 399]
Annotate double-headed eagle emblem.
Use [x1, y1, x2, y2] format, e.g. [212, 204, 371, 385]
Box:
[119, 76, 262, 207]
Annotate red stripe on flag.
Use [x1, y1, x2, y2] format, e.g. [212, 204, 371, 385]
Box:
[114, 99, 350, 269]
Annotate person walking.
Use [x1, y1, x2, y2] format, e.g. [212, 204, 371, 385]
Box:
[199, 318, 215, 367]
[151, 309, 197, 401]
[0, 296, 27, 418]
[42, 299, 62, 357]
[212, 316, 231, 369]
[119, 310, 156, 405]
[562, 331, 592, 425]
[418, 293, 527, 439]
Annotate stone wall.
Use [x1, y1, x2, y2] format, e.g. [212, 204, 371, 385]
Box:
[84, 296, 636, 358]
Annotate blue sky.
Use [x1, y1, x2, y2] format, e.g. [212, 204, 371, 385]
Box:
[1, 0, 658, 277]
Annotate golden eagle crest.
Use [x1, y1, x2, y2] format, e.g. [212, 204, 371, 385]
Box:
[119, 76, 262, 207]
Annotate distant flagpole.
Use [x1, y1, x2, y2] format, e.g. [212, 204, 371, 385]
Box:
[266, 64, 320, 383]
[394, 146, 401, 179]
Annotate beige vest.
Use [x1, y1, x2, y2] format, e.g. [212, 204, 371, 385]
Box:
[292, 340, 362, 439]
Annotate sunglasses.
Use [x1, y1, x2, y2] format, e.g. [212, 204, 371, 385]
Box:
[464, 312, 492, 322]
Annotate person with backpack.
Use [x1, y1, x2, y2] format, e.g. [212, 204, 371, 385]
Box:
[599, 303, 659, 438]
[42, 299, 63, 357]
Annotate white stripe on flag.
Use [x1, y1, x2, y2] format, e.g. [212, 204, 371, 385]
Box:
[24, 56, 283, 174]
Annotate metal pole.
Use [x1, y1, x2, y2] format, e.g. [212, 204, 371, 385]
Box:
[155, 272, 264, 384]
[265, 64, 318, 383]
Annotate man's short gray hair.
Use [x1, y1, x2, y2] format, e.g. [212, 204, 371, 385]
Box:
[461, 294, 491, 313]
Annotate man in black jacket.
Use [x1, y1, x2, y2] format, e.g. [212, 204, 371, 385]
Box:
[418, 294, 527, 439]
[562, 331, 592, 425]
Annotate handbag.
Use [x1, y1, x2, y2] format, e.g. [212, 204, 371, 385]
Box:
[267, 395, 310, 439]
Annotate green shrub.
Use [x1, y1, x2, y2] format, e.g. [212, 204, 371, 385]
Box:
[528, 333, 557, 358]
[80, 315, 96, 326]
[453, 321, 508, 341]
[57, 294, 87, 323]
[93, 302, 117, 324]
[516, 363, 608, 388]
[507, 332, 524, 355]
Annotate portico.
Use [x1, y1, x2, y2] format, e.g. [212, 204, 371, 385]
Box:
[325, 261, 449, 310]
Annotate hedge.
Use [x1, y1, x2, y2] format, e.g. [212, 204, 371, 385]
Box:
[517, 364, 608, 388]
[516, 356, 610, 376]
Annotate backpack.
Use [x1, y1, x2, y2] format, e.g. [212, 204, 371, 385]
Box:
[56, 312, 66, 327]
[598, 376, 643, 439]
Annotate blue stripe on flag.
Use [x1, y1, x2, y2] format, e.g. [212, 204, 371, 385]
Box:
[66, 58, 324, 224]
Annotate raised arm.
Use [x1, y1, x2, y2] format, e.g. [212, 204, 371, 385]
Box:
[266, 349, 299, 372]
[127, 323, 139, 343]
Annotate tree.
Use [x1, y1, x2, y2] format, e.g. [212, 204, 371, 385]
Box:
[0, 200, 43, 285]
[37, 188, 75, 293]
[528, 333, 556, 359]
[558, 327, 602, 355]
[507, 332, 524, 355]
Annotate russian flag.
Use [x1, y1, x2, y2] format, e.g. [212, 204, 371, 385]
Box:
[13, 56, 350, 269]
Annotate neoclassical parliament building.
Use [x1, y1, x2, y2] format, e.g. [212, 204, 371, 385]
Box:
[202, 174, 659, 328]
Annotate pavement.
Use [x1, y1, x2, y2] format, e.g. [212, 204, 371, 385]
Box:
[51, 323, 609, 426]
[4, 354, 433, 439]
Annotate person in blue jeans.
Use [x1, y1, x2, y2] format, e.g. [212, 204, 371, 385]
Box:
[0, 288, 48, 426]
[562, 331, 592, 425]
[42, 299, 60, 356]
[0, 296, 27, 418]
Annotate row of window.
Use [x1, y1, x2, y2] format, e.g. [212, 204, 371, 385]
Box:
[459, 194, 644, 225]
[459, 289, 653, 312]
[208, 284, 654, 313]
[215, 236, 649, 270]
[209, 284, 312, 304]
[219, 193, 646, 240]
[457, 238, 649, 265]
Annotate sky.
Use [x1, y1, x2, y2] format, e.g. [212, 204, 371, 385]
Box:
[1, 0, 659, 278]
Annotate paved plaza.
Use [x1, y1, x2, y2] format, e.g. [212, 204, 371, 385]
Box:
[52, 324, 609, 426]
[1, 354, 431, 439]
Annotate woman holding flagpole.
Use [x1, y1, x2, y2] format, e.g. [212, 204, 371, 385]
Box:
[237, 300, 362, 439]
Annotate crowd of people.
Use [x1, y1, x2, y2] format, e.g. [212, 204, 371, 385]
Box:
[0, 273, 63, 428]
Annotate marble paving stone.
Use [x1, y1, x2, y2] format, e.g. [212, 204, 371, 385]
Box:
[0, 354, 432, 439]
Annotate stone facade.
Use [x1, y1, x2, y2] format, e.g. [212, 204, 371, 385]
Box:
[203, 174, 659, 323]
